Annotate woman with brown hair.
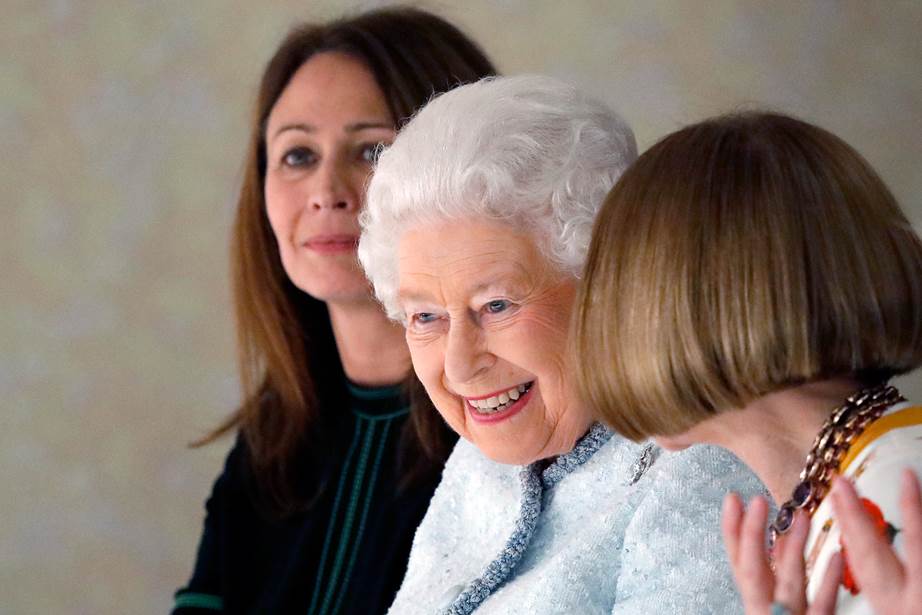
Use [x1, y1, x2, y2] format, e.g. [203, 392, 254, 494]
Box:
[172, 7, 496, 614]
[575, 111, 922, 614]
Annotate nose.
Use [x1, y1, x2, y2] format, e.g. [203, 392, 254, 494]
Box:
[443, 318, 494, 385]
[310, 158, 358, 212]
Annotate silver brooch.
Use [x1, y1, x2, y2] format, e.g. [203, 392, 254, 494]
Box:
[626, 443, 657, 486]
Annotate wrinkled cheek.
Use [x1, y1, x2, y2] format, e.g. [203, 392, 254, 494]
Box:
[406, 349, 432, 390]
[531, 391, 572, 449]
[408, 353, 455, 423]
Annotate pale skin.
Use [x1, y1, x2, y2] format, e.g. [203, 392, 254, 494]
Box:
[396, 219, 592, 465]
[263, 51, 410, 385]
[663, 378, 922, 614]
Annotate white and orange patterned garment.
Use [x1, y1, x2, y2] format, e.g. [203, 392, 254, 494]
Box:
[805, 401, 922, 614]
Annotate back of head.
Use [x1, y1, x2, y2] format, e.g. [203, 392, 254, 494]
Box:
[360, 74, 637, 320]
[576, 111, 922, 441]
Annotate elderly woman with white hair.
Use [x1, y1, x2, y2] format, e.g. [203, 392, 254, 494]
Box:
[358, 75, 765, 614]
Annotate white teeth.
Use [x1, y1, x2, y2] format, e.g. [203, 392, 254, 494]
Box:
[468, 382, 532, 413]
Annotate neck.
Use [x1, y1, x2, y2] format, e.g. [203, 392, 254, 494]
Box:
[704, 378, 865, 504]
[327, 298, 411, 387]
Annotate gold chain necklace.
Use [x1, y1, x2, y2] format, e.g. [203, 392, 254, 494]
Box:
[768, 382, 904, 548]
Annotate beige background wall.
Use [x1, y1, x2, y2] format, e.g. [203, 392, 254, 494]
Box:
[2, 1, 920, 612]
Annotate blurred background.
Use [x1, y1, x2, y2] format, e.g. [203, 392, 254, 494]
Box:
[2, 1, 921, 612]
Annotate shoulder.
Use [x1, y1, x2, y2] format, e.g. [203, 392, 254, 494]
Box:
[639, 444, 766, 512]
[193, 436, 261, 526]
[847, 432, 922, 506]
[655, 443, 752, 476]
[205, 436, 249, 494]
[843, 402, 922, 495]
[851, 402, 922, 457]
[610, 445, 762, 613]
[623, 443, 765, 535]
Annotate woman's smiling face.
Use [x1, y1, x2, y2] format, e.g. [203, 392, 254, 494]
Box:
[263, 51, 395, 304]
[397, 218, 592, 464]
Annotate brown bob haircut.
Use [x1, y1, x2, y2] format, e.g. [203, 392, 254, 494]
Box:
[200, 7, 496, 513]
[575, 111, 922, 442]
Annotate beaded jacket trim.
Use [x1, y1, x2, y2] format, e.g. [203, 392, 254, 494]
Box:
[442, 423, 615, 615]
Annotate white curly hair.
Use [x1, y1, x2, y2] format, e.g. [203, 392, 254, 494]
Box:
[358, 74, 637, 321]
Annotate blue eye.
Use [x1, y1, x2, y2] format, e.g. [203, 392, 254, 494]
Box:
[413, 312, 438, 324]
[281, 147, 315, 168]
[485, 300, 510, 314]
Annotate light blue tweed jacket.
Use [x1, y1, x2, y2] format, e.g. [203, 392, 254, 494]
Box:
[388, 424, 764, 614]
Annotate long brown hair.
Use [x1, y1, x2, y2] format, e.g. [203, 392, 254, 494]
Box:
[200, 7, 497, 512]
[575, 112, 922, 442]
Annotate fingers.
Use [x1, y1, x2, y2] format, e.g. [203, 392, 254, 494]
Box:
[722, 492, 744, 567]
[773, 510, 810, 613]
[830, 476, 903, 601]
[736, 495, 774, 609]
[899, 469, 922, 579]
[806, 551, 842, 615]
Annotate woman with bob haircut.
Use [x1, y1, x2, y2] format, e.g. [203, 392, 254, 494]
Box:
[173, 7, 496, 614]
[575, 111, 922, 615]
[358, 75, 763, 614]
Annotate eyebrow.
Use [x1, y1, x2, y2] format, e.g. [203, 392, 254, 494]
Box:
[397, 289, 435, 305]
[272, 121, 394, 139]
[468, 280, 517, 297]
[397, 278, 523, 306]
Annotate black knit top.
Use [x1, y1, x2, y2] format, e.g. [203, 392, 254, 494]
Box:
[173, 381, 443, 614]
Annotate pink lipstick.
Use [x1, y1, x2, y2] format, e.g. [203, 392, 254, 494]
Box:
[466, 381, 535, 424]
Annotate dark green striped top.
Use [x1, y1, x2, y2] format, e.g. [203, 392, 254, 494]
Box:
[173, 380, 445, 614]
[307, 383, 410, 614]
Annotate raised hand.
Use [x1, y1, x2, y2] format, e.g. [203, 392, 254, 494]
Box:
[721, 493, 841, 615]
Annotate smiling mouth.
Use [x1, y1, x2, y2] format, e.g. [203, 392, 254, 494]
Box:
[466, 381, 534, 416]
